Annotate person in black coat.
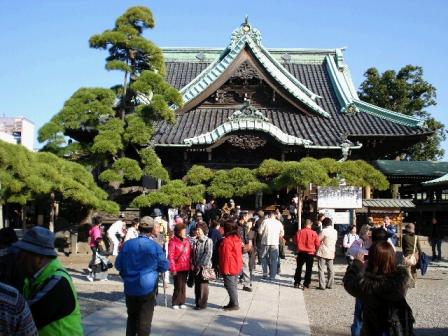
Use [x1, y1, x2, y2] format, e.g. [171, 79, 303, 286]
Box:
[430, 217, 444, 261]
[344, 241, 414, 336]
[208, 220, 222, 277]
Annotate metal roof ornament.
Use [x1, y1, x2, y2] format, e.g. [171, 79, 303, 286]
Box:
[281, 53, 292, 63]
[338, 133, 362, 162]
[230, 16, 262, 47]
[228, 101, 269, 122]
[195, 52, 205, 61]
[341, 102, 359, 114]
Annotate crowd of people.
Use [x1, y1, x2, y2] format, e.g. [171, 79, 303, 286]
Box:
[104, 200, 288, 334]
[89, 199, 441, 336]
[0, 195, 443, 336]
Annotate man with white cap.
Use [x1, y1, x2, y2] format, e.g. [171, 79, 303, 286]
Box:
[150, 208, 168, 246]
[108, 213, 126, 256]
[14, 226, 82, 336]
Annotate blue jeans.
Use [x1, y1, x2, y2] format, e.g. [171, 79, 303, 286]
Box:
[261, 245, 279, 279]
[351, 298, 363, 336]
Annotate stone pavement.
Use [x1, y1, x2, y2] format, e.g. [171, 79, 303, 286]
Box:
[82, 256, 310, 336]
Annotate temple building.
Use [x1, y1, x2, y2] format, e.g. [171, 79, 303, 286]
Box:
[153, 19, 430, 178]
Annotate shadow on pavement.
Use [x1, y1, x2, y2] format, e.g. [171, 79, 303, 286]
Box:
[415, 327, 448, 336]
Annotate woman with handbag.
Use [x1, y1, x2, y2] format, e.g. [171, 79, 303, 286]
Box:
[191, 222, 214, 310]
[343, 241, 415, 336]
[87, 237, 112, 281]
[168, 223, 191, 309]
[402, 223, 421, 282]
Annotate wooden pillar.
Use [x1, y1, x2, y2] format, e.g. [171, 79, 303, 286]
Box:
[281, 152, 285, 161]
[207, 149, 212, 161]
[391, 184, 399, 199]
[364, 185, 371, 200]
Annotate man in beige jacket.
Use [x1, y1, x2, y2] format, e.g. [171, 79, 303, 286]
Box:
[316, 217, 338, 289]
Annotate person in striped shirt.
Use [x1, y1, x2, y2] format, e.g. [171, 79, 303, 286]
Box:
[0, 281, 37, 336]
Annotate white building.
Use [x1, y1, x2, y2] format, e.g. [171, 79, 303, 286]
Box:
[0, 116, 35, 150]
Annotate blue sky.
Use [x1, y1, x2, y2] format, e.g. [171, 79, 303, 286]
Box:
[1, 0, 447, 158]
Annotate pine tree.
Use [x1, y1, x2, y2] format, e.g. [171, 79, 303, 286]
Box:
[38, 6, 182, 204]
[256, 158, 389, 228]
[0, 140, 119, 230]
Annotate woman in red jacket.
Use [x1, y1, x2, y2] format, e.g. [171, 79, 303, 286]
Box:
[219, 220, 243, 311]
[168, 223, 191, 309]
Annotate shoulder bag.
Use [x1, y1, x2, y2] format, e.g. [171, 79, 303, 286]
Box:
[403, 236, 418, 267]
[198, 240, 216, 281]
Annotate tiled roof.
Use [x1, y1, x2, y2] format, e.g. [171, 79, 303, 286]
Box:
[165, 62, 209, 91]
[422, 173, 448, 186]
[363, 199, 415, 208]
[153, 106, 422, 147]
[374, 160, 448, 177]
[154, 20, 428, 149]
[156, 61, 427, 146]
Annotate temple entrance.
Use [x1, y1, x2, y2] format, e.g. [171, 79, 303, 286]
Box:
[190, 131, 284, 169]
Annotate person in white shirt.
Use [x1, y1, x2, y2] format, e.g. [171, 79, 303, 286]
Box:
[343, 225, 359, 265]
[107, 214, 126, 256]
[195, 199, 206, 215]
[258, 211, 284, 280]
[316, 218, 338, 289]
[124, 218, 140, 242]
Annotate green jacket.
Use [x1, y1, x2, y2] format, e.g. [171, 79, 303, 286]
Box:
[402, 232, 421, 257]
[23, 258, 83, 336]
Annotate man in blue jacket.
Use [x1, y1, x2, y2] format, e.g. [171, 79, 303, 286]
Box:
[383, 216, 398, 246]
[116, 216, 169, 336]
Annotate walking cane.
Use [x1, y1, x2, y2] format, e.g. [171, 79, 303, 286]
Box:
[162, 272, 168, 307]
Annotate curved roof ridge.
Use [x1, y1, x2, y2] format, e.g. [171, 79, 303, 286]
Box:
[353, 100, 424, 127]
[325, 55, 424, 128]
[174, 22, 330, 118]
[183, 119, 312, 147]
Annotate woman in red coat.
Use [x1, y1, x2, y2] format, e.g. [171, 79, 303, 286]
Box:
[168, 223, 191, 309]
[219, 220, 243, 311]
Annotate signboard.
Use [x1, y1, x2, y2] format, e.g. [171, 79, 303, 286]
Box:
[333, 211, 351, 225]
[319, 209, 335, 222]
[317, 186, 363, 209]
[319, 209, 351, 225]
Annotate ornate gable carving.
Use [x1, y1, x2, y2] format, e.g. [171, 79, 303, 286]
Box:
[231, 61, 260, 81]
[203, 60, 290, 107]
[228, 101, 269, 122]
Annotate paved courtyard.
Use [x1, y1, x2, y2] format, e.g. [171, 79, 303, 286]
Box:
[66, 255, 310, 336]
[62, 241, 448, 336]
[302, 242, 448, 336]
